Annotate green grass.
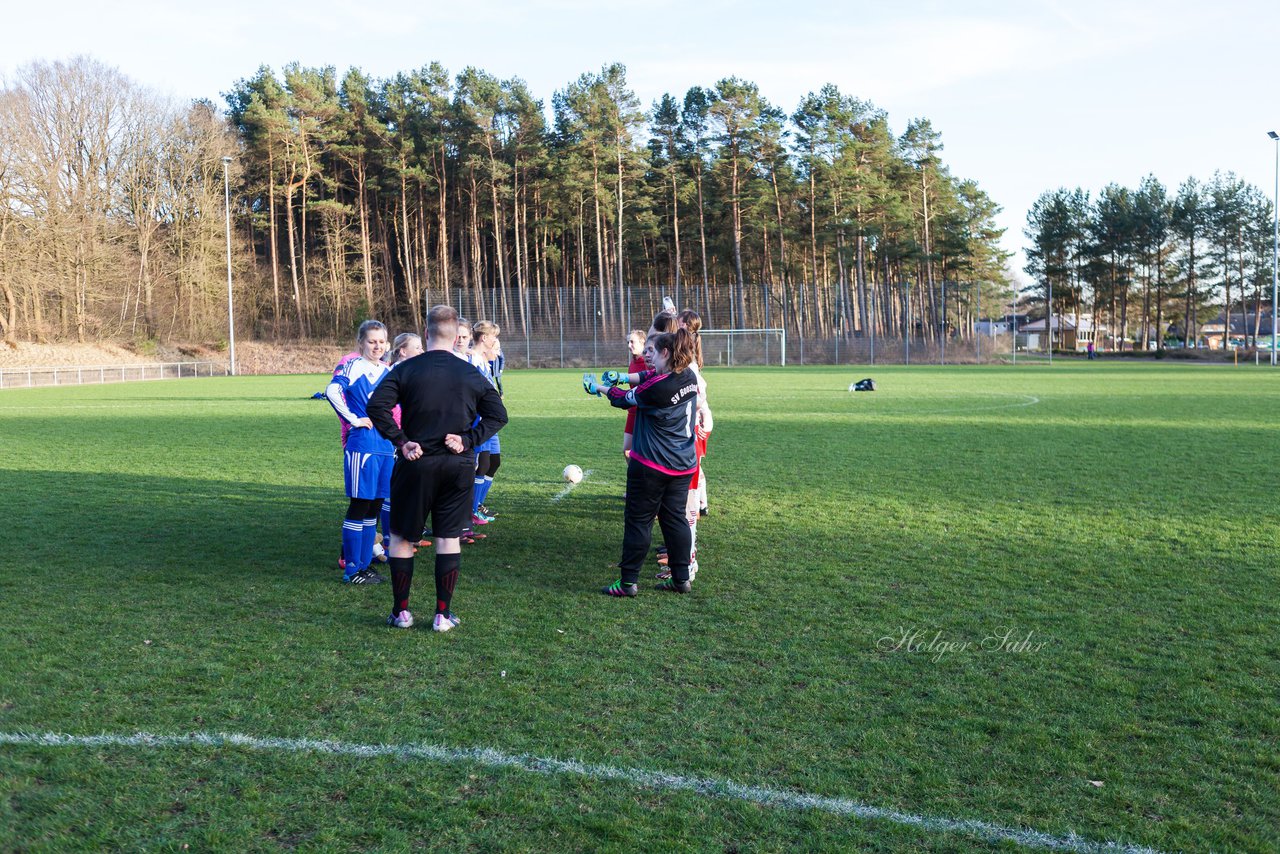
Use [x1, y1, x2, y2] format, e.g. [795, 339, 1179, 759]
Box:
[1, 363, 1278, 852]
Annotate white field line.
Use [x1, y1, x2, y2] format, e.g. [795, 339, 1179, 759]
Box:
[0, 730, 1162, 854]
[2, 400, 287, 412]
[551, 469, 592, 502]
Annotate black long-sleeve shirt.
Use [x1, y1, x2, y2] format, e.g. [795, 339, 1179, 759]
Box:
[606, 367, 699, 475]
[368, 350, 508, 455]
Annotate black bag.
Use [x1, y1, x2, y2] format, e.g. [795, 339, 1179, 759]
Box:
[853, 378, 876, 392]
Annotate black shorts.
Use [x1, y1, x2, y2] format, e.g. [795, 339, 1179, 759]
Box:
[389, 453, 475, 539]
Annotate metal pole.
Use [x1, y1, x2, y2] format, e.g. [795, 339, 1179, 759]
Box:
[1012, 300, 1018, 365]
[222, 156, 236, 377]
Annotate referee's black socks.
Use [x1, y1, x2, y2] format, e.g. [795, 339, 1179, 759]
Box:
[435, 553, 461, 614]
[389, 557, 414, 616]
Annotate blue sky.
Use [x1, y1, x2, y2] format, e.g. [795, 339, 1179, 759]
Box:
[4, 0, 1277, 280]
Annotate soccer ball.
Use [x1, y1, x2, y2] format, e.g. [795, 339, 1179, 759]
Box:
[563, 464, 584, 484]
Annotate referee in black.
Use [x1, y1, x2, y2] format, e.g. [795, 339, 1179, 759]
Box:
[368, 305, 507, 632]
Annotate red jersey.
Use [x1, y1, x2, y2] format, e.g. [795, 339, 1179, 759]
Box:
[623, 355, 647, 435]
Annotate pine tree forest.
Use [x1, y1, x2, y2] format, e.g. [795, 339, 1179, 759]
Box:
[1024, 174, 1277, 351]
[1, 56, 1018, 359]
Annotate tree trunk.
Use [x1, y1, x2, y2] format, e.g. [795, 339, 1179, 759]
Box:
[268, 147, 281, 330]
[730, 150, 745, 328]
[591, 148, 609, 333]
[437, 145, 451, 301]
[696, 168, 710, 316]
[356, 159, 374, 313]
[284, 168, 306, 334]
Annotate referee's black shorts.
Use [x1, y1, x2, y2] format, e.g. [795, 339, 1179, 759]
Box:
[389, 452, 475, 539]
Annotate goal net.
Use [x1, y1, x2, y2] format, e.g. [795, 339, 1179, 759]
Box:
[698, 328, 786, 367]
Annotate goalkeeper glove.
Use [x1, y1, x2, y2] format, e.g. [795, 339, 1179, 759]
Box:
[582, 373, 604, 396]
[600, 369, 623, 387]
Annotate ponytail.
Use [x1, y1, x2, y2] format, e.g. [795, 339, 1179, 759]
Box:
[677, 309, 703, 368]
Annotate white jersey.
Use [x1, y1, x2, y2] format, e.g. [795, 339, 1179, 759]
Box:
[689, 364, 713, 433]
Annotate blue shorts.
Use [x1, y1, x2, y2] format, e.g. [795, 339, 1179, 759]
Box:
[344, 450, 393, 499]
[477, 433, 501, 455]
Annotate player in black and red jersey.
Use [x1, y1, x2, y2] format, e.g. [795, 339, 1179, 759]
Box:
[584, 327, 701, 596]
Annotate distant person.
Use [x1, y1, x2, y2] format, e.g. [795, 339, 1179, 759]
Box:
[1087, 340, 1096, 360]
[620, 329, 646, 464]
[678, 309, 713, 522]
[368, 305, 508, 632]
[453, 319, 472, 360]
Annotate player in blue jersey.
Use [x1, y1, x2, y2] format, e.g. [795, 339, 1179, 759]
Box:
[326, 320, 395, 584]
[469, 320, 503, 525]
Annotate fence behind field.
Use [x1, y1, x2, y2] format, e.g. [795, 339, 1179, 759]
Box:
[441, 285, 1013, 368]
[0, 361, 226, 389]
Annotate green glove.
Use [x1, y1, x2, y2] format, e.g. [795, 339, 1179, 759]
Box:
[601, 370, 623, 387]
[582, 373, 604, 396]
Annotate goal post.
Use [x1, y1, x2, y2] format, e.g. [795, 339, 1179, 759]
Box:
[698, 328, 786, 367]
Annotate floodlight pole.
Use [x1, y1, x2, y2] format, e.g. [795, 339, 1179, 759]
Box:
[222, 156, 237, 377]
[1269, 131, 1279, 366]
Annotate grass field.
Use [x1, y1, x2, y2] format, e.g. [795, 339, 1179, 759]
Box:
[1, 363, 1277, 852]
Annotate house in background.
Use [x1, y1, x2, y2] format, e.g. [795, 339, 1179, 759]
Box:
[1200, 310, 1275, 349]
[975, 313, 1029, 337]
[1016, 314, 1095, 351]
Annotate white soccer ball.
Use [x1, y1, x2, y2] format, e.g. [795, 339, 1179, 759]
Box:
[563, 464, 583, 484]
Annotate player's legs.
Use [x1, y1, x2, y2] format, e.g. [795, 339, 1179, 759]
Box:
[655, 473, 695, 586]
[347, 452, 392, 581]
[480, 451, 500, 514]
[342, 448, 383, 581]
[429, 454, 474, 630]
[473, 437, 500, 521]
[386, 457, 429, 623]
[342, 496, 382, 582]
[472, 450, 491, 522]
[685, 487, 700, 578]
[617, 459, 666, 586]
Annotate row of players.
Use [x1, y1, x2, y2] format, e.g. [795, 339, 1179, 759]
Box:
[327, 304, 711, 629]
[325, 319, 505, 585]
